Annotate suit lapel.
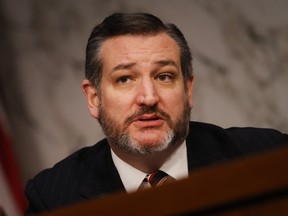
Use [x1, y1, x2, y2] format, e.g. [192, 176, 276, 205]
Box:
[186, 121, 237, 173]
[78, 139, 125, 200]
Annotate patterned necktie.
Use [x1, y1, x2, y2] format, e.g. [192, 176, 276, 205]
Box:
[138, 170, 176, 190]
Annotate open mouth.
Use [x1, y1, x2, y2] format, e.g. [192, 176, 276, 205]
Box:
[137, 114, 162, 121]
[133, 114, 164, 127]
[139, 117, 160, 121]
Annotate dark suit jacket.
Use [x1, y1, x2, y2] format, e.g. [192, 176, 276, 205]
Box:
[25, 121, 288, 214]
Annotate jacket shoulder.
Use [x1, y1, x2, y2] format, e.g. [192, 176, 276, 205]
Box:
[189, 121, 288, 155]
[225, 126, 288, 153]
[25, 139, 110, 213]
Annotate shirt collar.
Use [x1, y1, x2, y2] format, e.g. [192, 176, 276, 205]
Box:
[111, 141, 188, 193]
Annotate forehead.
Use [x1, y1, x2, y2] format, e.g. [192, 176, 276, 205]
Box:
[100, 33, 180, 68]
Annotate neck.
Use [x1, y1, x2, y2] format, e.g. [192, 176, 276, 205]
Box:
[110, 142, 183, 173]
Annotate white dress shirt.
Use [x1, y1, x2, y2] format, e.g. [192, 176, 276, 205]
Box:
[111, 141, 188, 193]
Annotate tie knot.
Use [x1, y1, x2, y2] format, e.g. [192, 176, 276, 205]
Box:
[147, 170, 175, 187]
[138, 170, 176, 191]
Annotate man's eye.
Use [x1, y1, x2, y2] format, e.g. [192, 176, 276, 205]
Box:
[117, 76, 131, 84]
[157, 74, 173, 82]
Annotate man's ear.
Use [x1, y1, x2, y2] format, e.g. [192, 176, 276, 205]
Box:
[82, 79, 100, 119]
[187, 75, 194, 109]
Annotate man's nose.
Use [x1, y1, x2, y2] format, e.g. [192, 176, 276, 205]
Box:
[135, 78, 159, 107]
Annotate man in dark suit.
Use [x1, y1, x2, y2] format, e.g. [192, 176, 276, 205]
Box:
[25, 13, 288, 214]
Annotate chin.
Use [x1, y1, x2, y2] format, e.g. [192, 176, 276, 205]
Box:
[137, 140, 165, 148]
[128, 130, 174, 154]
[132, 132, 167, 145]
[130, 142, 170, 155]
[113, 128, 175, 154]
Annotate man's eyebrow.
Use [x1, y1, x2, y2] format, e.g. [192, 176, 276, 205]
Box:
[111, 60, 177, 72]
[154, 60, 178, 68]
[112, 62, 136, 72]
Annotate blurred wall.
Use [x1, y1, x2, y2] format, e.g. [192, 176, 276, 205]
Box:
[0, 0, 287, 185]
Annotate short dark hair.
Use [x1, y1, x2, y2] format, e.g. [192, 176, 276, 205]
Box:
[85, 13, 193, 90]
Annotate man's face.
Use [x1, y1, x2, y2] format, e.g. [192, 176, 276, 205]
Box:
[83, 33, 194, 154]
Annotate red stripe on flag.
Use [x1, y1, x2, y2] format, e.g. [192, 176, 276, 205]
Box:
[0, 123, 27, 213]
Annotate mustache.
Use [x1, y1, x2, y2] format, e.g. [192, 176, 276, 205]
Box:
[125, 106, 171, 125]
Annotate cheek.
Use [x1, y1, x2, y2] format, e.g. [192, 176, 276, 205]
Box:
[101, 91, 135, 119]
[161, 90, 187, 113]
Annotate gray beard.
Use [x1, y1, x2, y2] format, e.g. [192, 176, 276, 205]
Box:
[98, 101, 191, 155]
